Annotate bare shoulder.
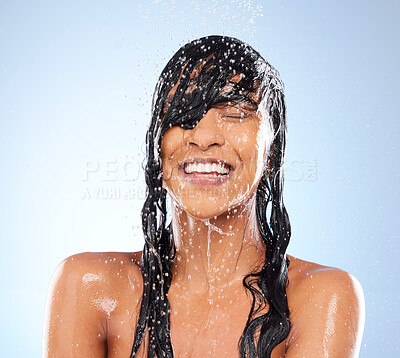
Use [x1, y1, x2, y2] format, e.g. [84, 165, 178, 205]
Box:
[42, 251, 143, 357]
[49, 251, 143, 304]
[65, 250, 143, 281]
[287, 254, 363, 289]
[286, 254, 364, 307]
[284, 255, 365, 357]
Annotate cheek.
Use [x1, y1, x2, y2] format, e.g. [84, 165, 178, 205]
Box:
[161, 127, 185, 188]
[161, 131, 177, 159]
[232, 123, 266, 178]
[240, 149, 262, 184]
[161, 127, 184, 160]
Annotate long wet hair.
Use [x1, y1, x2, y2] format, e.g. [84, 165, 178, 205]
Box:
[130, 35, 291, 358]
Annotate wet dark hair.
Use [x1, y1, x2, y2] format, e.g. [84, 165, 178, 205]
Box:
[130, 35, 291, 358]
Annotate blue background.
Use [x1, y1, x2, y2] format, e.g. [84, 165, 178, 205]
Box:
[0, 0, 398, 356]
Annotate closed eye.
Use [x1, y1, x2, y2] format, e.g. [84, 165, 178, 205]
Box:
[217, 107, 256, 122]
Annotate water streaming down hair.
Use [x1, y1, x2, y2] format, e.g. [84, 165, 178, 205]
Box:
[130, 35, 291, 358]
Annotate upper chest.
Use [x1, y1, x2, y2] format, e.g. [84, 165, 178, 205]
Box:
[170, 283, 287, 358]
[168, 285, 248, 358]
[106, 284, 287, 358]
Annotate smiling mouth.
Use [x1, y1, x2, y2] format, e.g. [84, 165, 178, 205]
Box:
[185, 161, 230, 175]
[179, 158, 233, 185]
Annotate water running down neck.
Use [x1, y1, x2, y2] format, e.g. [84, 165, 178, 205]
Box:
[170, 199, 266, 300]
[204, 218, 235, 300]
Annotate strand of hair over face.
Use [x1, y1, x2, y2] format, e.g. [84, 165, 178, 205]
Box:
[130, 35, 291, 358]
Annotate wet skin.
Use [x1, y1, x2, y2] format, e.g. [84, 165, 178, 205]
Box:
[42, 252, 364, 357]
[43, 105, 365, 357]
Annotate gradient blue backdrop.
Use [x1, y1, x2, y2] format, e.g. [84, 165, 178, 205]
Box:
[0, 0, 398, 356]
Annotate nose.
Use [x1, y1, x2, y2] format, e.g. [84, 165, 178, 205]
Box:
[185, 109, 225, 150]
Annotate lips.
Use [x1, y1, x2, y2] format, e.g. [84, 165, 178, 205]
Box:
[179, 158, 234, 186]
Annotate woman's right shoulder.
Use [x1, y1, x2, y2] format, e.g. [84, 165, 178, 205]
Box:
[57, 251, 143, 273]
[58, 250, 144, 304]
[42, 251, 144, 357]
[51, 251, 143, 289]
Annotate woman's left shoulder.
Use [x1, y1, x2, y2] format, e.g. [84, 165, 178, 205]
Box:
[284, 255, 365, 357]
[286, 254, 363, 294]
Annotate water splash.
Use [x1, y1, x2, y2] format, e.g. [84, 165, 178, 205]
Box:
[90, 297, 118, 319]
[82, 273, 103, 287]
[323, 293, 339, 357]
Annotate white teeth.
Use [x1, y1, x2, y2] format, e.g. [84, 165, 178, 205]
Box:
[184, 162, 230, 175]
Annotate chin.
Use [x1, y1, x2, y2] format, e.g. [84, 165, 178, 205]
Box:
[167, 182, 259, 220]
[179, 195, 255, 221]
[178, 200, 229, 220]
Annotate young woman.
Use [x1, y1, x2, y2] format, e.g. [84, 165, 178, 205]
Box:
[42, 36, 365, 358]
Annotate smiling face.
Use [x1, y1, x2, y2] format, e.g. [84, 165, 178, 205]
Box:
[161, 101, 274, 219]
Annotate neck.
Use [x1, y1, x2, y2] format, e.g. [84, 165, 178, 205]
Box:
[170, 196, 266, 298]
